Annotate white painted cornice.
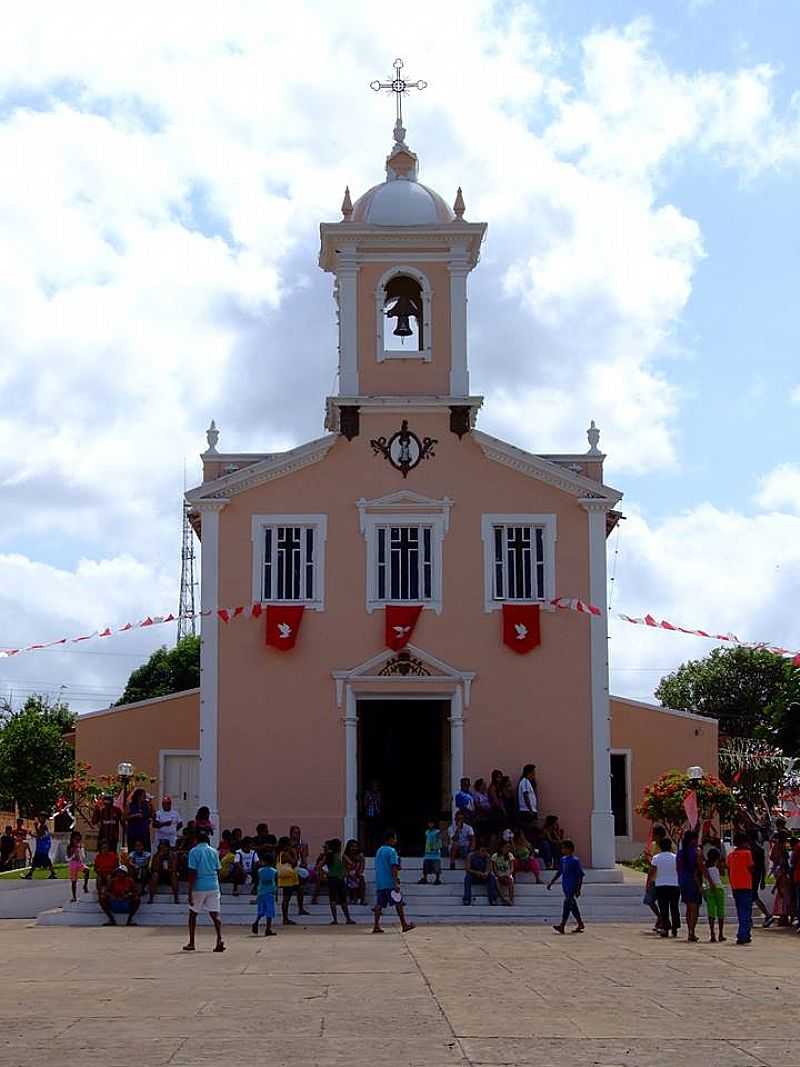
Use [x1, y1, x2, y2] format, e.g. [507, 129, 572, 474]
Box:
[186, 435, 336, 502]
[473, 430, 623, 504]
[319, 221, 486, 272]
[356, 490, 453, 533]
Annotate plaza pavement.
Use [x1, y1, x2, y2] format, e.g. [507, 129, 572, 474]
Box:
[0, 918, 797, 1066]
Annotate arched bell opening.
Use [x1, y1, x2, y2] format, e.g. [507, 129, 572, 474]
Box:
[383, 274, 423, 352]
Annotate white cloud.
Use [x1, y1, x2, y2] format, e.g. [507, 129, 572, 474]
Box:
[609, 497, 800, 702]
[756, 463, 800, 514]
[0, 553, 178, 710]
[0, 2, 798, 707]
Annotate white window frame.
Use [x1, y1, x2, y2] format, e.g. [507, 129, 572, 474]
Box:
[358, 494, 451, 614]
[375, 265, 432, 363]
[250, 514, 327, 611]
[480, 513, 557, 613]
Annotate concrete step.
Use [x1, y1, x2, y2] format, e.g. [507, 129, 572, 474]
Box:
[38, 889, 759, 928]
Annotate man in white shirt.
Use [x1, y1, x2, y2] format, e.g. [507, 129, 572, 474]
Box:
[647, 837, 680, 938]
[448, 811, 475, 870]
[153, 796, 182, 848]
[517, 764, 538, 842]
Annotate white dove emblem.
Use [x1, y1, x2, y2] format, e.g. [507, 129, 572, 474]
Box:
[393, 625, 411, 638]
[277, 622, 293, 639]
[514, 623, 528, 640]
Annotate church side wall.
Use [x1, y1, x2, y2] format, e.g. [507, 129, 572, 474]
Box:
[216, 414, 594, 858]
[75, 690, 200, 790]
[610, 697, 718, 857]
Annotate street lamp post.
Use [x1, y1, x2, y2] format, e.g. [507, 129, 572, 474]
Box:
[117, 761, 134, 849]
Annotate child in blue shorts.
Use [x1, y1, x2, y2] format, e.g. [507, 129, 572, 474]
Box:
[252, 851, 277, 936]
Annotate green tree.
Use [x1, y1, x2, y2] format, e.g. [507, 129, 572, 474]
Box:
[656, 646, 800, 746]
[117, 634, 200, 705]
[0, 695, 76, 816]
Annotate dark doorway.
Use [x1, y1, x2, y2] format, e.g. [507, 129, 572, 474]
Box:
[610, 752, 629, 837]
[358, 699, 450, 856]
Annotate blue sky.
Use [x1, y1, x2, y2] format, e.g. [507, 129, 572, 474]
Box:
[0, 0, 798, 708]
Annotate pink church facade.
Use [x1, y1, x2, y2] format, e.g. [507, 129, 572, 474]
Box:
[186, 126, 624, 868]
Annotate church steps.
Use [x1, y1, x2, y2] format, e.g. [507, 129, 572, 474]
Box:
[36, 881, 759, 927]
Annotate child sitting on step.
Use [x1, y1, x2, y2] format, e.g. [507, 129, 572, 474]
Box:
[511, 828, 542, 883]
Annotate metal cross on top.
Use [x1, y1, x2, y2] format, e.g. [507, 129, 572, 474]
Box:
[370, 58, 427, 142]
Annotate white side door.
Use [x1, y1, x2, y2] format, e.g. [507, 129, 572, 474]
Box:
[162, 754, 200, 827]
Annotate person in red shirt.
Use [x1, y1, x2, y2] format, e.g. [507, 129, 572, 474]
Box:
[727, 832, 755, 945]
[99, 866, 140, 927]
[93, 841, 119, 894]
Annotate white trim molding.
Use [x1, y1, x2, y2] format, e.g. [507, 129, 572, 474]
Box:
[375, 265, 432, 364]
[474, 430, 623, 503]
[356, 492, 452, 614]
[449, 247, 469, 396]
[250, 513, 328, 610]
[195, 498, 227, 831]
[580, 496, 616, 869]
[336, 247, 359, 395]
[480, 513, 557, 613]
[187, 435, 336, 503]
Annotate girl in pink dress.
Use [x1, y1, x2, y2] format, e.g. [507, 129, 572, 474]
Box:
[67, 830, 89, 902]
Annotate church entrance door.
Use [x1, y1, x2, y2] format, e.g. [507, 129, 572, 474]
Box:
[357, 698, 450, 857]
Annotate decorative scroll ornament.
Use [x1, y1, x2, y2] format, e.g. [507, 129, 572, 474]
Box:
[370, 419, 437, 478]
[379, 650, 431, 676]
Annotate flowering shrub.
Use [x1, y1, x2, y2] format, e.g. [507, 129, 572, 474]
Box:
[58, 761, 156, 823]
[636, 770, 737, 841]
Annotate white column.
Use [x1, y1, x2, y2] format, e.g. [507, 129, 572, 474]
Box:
[581, 498, 615, 869]
[449, 686, 465, 802]
[343, 686, 358, 843]
[449, 249, 470, 396]
[336, 248, 359, 396]
[197, 499, 227, 831]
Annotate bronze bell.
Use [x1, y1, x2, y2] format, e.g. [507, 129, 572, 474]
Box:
[386, 295, 416, 338]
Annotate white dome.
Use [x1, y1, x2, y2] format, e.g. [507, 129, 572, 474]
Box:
[352, 179, 454, 226]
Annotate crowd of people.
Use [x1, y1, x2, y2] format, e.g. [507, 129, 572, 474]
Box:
[0, 816, 58, 877]
[10, 763, 796, 947]
[644, 817, 800, 944]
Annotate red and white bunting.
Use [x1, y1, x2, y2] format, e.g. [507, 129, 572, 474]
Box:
[2, 598, 799, 664]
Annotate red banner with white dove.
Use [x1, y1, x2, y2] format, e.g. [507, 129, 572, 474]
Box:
[265, 605, 305, 651]
[502, 604, 541, 654]
[385, 605, 422, 651]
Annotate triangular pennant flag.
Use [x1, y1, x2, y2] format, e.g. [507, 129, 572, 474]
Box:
[502, 604, 541, 654]
[266, 605, 305, 651]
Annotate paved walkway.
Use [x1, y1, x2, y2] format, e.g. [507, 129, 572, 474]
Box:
[0, 919, 797, 1065]
[0, 877, 68, 918]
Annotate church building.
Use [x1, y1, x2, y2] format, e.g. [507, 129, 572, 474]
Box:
[185, 113, 625, 870]
[74, 94, 719, 869]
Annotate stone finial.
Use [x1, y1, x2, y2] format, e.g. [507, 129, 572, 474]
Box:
[393, 118, 407, 147]
[586, 419, 601, 455]
[205, 419, 219, 454]
[453, 187, 465, 219]
[341, 185, 353, 220]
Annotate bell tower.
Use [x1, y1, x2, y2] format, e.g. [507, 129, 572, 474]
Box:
[319, 62, 486, 439]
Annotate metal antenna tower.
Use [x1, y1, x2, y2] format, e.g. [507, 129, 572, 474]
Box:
[177, 499, 197, 642]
